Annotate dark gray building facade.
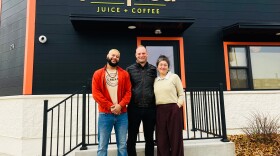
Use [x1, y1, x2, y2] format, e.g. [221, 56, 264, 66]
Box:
[0, 0, 280, 96]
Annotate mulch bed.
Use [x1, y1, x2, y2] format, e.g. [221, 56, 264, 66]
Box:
[228, 134, 280, 156]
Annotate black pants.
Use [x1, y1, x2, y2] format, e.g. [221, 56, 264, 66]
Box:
[127, 107, 156, 156]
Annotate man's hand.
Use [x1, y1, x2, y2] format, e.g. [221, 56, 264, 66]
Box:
[111, 104, 122, 115]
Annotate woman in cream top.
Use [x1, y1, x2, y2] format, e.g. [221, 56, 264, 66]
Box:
[154, 72, 185, 107]
[154, 55, 185, 156]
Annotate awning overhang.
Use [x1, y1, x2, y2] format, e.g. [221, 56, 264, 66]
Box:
[223, 23, 280, 41]
[70, 15, 195, 35]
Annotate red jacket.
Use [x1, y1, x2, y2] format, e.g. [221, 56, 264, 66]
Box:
[92, 66, 131, 113]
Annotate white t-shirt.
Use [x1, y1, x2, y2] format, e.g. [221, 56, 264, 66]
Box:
[105, 69, 118, 104]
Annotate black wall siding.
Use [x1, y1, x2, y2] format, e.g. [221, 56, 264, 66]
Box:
[32, 0, 280, 94]
[0, 0, 26, 96]
[1, 0, 280, 95]
[182, 0, 280, 88]
[33, 28, 137, 94]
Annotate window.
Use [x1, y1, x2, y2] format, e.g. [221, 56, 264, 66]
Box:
[146, 46, 176, 73]
[225, 43, 280, 90]
[228, 47, 249, 89]
[250, 46, 280, 89]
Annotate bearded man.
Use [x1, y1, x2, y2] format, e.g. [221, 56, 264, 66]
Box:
[92, 49, 132, 156]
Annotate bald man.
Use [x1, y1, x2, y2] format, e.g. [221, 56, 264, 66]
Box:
[126, 45, 157, 156]
[92, 49, 132, 156]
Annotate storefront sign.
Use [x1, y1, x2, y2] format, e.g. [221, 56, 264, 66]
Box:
[78, 0, 176, 15]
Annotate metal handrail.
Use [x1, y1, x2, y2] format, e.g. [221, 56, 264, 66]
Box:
[42, 86, 88, 156]
[42, 83, 228, 156]
[189, 83, 229, 142]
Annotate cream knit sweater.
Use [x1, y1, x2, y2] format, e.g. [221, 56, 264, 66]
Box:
[154, 72, 185, 107]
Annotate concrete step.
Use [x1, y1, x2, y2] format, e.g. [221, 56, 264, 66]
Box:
[75, 139, 235, 156]
[0, 153, 12, 156]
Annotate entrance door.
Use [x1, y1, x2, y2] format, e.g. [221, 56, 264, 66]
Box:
[137, 37, 187, 129]
[142, 41, 180, 76]
[137, 37, 186, 88]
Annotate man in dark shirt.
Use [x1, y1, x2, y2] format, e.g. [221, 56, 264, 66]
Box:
[126, 45, 157, 156]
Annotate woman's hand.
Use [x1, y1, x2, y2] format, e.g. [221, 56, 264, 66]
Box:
[177, 103, 182, 108]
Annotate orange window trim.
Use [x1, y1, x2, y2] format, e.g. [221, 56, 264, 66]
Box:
[137, 37, 187, 129]
[23, 0, 36, 95]
[223, 42, 280, 91]
[0, 0, 2, 23]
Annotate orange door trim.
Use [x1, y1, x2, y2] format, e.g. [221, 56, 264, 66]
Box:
[223, 42, 280, 91]
[0, 0, 2, 22]
[23, 0, 36, 95]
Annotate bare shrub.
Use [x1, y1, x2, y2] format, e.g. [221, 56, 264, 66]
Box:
[242, 112, 280, 143]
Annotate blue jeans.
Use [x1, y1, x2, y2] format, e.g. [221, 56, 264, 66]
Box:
[97, 112, 128, 156]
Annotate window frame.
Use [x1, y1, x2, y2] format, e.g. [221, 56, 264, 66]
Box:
[223, 42, 280, 91]
[227, 46, 253, 90]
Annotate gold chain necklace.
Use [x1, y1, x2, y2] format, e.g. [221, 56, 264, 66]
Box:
[105, 68, 117, 78]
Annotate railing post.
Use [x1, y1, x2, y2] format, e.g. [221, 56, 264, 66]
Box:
[219, 83, 229, 142]
[80, 86, 88, 150]
[203, 89, 209, 133]
[190, 89, 197, 131]
[42, 100, 48, 156]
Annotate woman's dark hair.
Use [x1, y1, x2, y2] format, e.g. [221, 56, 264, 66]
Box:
[156, 55, 170, 67]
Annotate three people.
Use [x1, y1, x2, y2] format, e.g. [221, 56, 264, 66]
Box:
[92, 47, 184, 156]
[154, 55, 185, 156]
[92, 49, 131, 156]
[126, 45, 157, 156]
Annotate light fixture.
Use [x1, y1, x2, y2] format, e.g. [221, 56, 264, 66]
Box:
[128, 25, 136, 29]
[276, 32, 280, 36]
[155, 29, 162, 35]
[39, 35, 47, 43]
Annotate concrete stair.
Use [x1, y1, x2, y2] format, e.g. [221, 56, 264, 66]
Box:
[75, 139, 235, 156]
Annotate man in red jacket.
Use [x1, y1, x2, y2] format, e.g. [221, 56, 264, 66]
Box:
[92, 49, 131, 156]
